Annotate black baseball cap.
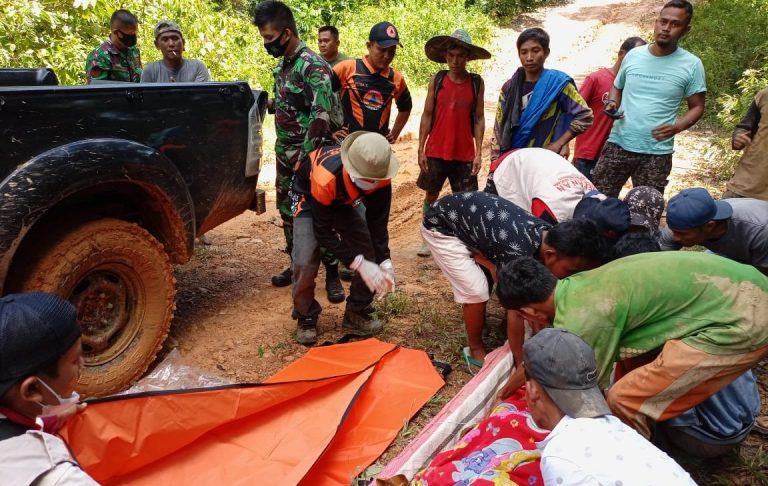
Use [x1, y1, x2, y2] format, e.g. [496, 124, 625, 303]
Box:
[0, 293, 80, 398]
[523, 328, 611, 419]
[369, 21, 403, 48]
[573, 193, 631, 239]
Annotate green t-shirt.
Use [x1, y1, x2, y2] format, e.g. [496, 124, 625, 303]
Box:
[553, 252, 768, 388]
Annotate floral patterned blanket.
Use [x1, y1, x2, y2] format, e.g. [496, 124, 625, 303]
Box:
[411, 388, 548, 486]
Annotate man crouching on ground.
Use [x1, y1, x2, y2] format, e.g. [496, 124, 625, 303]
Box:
[0, 293, 97, 484]
[290, 131, 397, 345]
[496, 252, 768, 440]
[421, 191, 605, 366]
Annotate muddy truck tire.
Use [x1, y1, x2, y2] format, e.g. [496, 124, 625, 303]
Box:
[18, 218, 175, 397]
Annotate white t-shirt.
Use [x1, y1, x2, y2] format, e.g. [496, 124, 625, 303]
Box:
[538, 415, 696, 486]
[486, 147, 595, 222]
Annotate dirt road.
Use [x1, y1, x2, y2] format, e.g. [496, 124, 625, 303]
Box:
[167, 0, 765, 480]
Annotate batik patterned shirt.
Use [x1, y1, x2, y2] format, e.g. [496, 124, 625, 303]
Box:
[272, 41, 342, 169]
[423, 191, 550, 266]
[85, 39, 142, 83]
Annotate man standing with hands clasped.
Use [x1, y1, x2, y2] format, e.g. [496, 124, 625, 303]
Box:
[592, 0, 706, 197]
[333, 22, 413, 143]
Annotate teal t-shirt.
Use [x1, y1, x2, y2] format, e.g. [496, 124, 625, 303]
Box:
[608, 45, 706, 155]
[553, 252, 768, 388]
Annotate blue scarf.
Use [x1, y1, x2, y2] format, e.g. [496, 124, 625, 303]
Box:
[510, 69, 572, 148]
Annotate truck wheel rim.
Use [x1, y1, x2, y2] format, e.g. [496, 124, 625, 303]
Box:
[69, 265, 141, 366]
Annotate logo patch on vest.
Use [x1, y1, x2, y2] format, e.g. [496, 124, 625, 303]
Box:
[362, 89, 384, 111]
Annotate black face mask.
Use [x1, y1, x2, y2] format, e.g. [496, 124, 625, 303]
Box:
[116, 31, 138, 48]
[264, 30, 289, 58]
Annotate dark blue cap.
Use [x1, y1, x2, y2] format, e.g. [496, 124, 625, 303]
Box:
[369, 21, 402, 48]
[573, 195, 630, 239]
[0, 293, 80, 398]
[666, 187, 732, 230]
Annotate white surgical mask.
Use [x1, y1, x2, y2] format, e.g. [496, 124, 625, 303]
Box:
[351, 176, 381, 191]
[36, 377, 80, 417]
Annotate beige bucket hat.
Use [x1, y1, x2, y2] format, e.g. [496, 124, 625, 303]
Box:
[340, 131, 400, 180]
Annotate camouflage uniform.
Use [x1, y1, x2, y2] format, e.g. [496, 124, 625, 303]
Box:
[591, 142, 672, 198]
[85, 39, 142, 83]
[273, 41, 342, 257]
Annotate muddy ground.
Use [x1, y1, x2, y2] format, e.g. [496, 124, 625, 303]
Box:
[165, 0, 766, 482]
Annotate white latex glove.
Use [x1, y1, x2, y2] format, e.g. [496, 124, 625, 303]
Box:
[350, 255, 392, 294]
[379, 259, 396, 288]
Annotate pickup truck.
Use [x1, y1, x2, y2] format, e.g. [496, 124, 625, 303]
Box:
[0, 68, 268, 397]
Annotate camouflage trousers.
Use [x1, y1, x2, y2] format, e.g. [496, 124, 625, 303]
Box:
[592, 142, 673, 198]
[275, 158, 338, 267]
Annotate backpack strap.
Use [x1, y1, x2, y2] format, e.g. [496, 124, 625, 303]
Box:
[469, 73, 482, 131]
[430, 71, 482, 135]
[429, 70, 448, 131]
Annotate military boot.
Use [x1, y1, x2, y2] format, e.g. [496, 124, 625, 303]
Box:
[271, 267, 292, 287]
[325, 263, 345, 303]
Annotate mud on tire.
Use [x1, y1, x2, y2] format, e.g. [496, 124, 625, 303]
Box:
[18, 218, 175, 397]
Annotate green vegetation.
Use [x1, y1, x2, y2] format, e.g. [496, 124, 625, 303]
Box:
[467, 0, 559, 24]
[327, 0, 492, 87]
[0, 0, 493, 90]
[373, 291, 414, 322]
[680, 0, 767, 186]
[3, 0, 586, 91]
[683, 0, 768, 124]
[0, 0, 274, 88]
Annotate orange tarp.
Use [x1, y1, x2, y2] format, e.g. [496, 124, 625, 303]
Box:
[62, 339, 444, 485]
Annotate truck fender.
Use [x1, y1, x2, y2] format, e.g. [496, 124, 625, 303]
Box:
[0, 138, 195, 287]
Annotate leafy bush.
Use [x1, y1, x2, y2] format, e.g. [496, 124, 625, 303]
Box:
[0, 0, 274, 88]
[466, 0, 556, 24]
[680, 0, 767, 185]
[330, 0, 493, 89]
[250, 0, 369, 31]
[1, 0, 491, 91]
[682, 0, 768, 124]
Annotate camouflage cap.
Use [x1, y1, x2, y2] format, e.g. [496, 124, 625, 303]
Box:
[623, 186, 665, 232]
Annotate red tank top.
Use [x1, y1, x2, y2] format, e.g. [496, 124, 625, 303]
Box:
[425, 75, 475, 162]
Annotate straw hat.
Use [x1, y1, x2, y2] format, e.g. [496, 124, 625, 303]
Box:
[340, 131, 400, 180]
[424, 29, 491, 63]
